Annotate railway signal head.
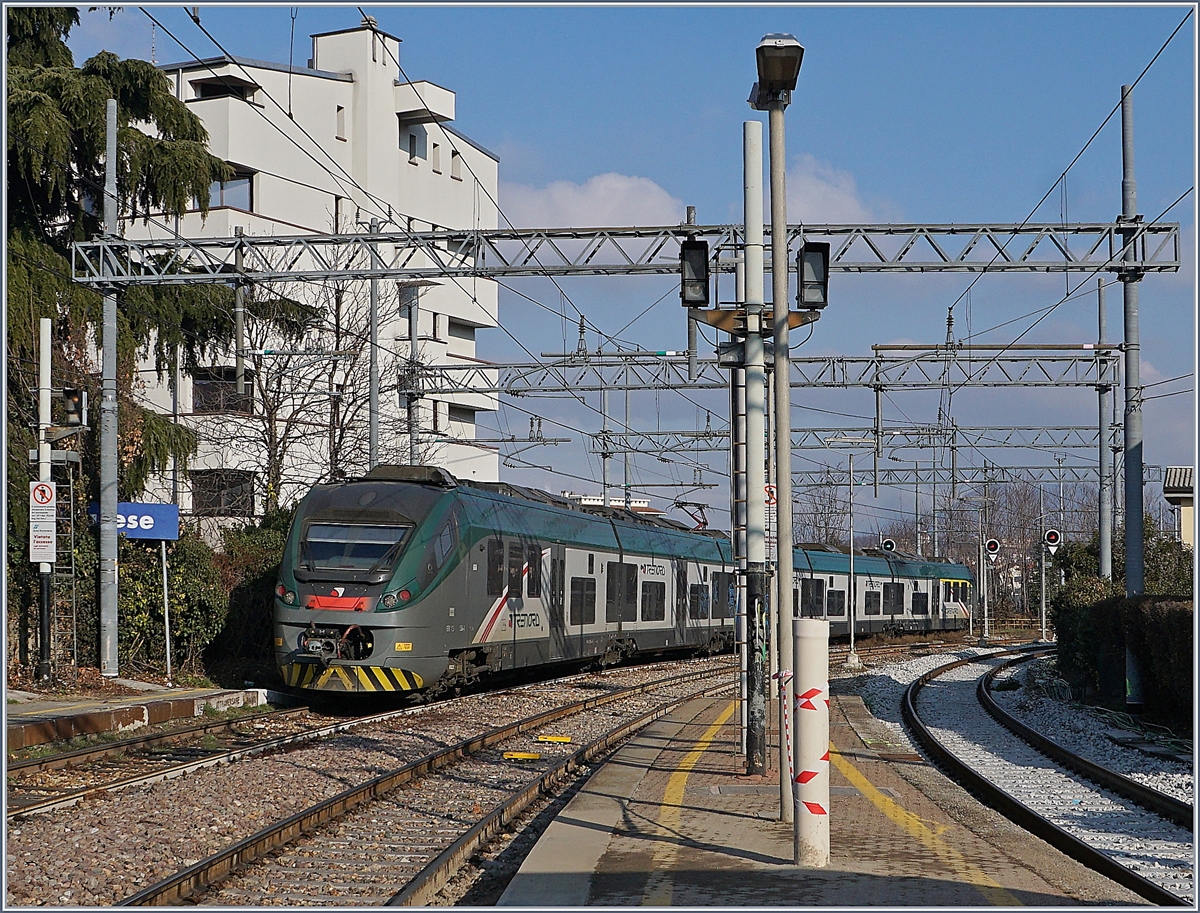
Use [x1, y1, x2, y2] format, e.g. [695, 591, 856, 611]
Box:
[985, 538, 1001, 563]
[881, 538, 896, 552]
[679, 236, 710, 307]
[1044, 528, 1062, 555]
[62, 388, 87, 426]
[797, 241, 830, 309]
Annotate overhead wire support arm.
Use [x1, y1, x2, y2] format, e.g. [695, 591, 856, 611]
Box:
[71, 221, 1181, 287]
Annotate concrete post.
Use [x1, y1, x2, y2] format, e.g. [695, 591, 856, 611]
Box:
[744, 120, 768, 775]
[793, 617, 830, 866]
[768, 98, 795, 824]
[1119, 84, 1144, 711]
[99, 97, 119, 677]
[369, 218, 380, 469]
[234, 227, 245, 396]
[1098, 278, 1112, 579]
[37, 318, 53, 681]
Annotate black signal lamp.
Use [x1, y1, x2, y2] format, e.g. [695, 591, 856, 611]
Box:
[680, 236, 710, 307]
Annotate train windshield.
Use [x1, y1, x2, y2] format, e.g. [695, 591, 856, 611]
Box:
[301, 523, 411, 573]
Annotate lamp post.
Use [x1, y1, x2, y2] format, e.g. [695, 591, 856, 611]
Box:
[751, 30, 805, 829]
[826, 437, 872, 668]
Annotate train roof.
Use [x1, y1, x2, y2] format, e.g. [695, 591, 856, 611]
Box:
[794, 544, 973, 579]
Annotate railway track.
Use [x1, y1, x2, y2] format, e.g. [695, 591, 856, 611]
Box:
[903, 648, 1193, 906]
[119, 664, 731, 906]
[6, 707, 424, 819]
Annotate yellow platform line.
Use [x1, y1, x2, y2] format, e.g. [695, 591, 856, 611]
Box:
[829, 744, 1022, 906]
[643, 699, 738, 906]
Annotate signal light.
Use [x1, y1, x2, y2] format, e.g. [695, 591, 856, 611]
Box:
[881, 538, 896, 552]
[985, 538, 1001, 556]
[797, 241, 830, 309]
[1044, 529, 1062, 554]
[62, 388, 87, 426]
[679, 236, 710, 307]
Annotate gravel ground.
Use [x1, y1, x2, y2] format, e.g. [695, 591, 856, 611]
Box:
[858, 647, 1194, 807]
[990, 656, 1194, 806]
[5, 659, 731, 907]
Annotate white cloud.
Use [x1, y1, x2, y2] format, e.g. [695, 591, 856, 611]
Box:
[499, 173, 684, 228]
[786, 153, 881, 223]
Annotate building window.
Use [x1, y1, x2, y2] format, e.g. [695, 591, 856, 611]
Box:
[192, 367, 252, 414]
[450, 149, 462, 181]
[431, 142, 441, 173]
[208, 170, 254, 211]
[191, 77, 257, 101]
[336, 105, 346, 141]
[448, 405, 475, 426]
[191, 469, 254, 517]
[447, 319, 475, 342]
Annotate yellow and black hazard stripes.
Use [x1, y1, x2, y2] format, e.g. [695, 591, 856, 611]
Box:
[281, 663, 424, 692]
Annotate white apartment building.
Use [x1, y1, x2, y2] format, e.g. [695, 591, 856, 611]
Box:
[132, 18, 500, 528]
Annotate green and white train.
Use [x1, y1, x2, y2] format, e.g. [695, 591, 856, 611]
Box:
[274, 465, 975, 696]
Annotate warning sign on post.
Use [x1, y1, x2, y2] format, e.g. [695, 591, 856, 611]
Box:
[29, 481, 57, 564]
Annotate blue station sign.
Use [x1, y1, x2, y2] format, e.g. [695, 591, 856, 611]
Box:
[88, 502, 180, 541]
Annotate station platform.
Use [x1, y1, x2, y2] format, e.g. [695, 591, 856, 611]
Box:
[5, 682, 280, 751]
[500, 688, 1148, 906]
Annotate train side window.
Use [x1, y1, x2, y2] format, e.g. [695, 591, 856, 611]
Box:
[640, 581, 666, 621]
[570, 576, 596, 625]
[487, 539, 504, 596]
[793, 588, 799, 617]
[827, 589, 846, 617]
[882, 582, 904, 615]
[588, 553, 594, 575]
[711, 571, 734, 619]
[800, 578, 825, 618]
[688, 583, 709, 619]
[702, 566, 708, 582]
[932, 583, 940, 615]
[864, 591, 882, 615]
[507, 542, 524, 597]
[912, 592, 929, 615]
[526, 544, 542, 597]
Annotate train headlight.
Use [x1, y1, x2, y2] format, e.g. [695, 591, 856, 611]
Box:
[381, 593, 398, 608]
[283, 589, 296, 605]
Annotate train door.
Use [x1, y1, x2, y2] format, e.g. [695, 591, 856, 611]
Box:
[546, 544, 571, 660]
[673, 559, 688, 645]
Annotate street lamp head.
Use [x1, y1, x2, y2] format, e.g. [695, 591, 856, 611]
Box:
[756, 33, 804, 93]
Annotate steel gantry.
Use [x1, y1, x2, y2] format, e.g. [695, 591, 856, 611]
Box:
[413, 345, 1119, 396]
[71, 221, 1180, 286]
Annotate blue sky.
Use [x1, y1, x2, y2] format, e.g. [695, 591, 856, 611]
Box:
[68, 5, 1196, 531]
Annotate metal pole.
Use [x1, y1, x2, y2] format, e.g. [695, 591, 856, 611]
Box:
[369, 218, 380, 469]
[1098, 279, 1112, 579]
[768, 98, 795, 824]
[36, 318, 53, 682]
[99, 97, 119, 677]
[234, 227, 245, 396]
[743, 120, 768, 776]
[408, 280, 419, 464]
[734, 256, 748, 756]
[979, 507, 988, 642]
[687, 206, 698, 382]
[624, 371, 631, 511]
[846, 451, 860, 668]
[161, 540, 172, 681]
[1040, 486, 1047, 642]
[601, 388, 610, 507]
[913, 461, 920, 554]
[1119, 83, 1144, 712]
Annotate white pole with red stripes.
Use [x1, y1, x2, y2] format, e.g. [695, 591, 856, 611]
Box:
[793, 617, 830, 866]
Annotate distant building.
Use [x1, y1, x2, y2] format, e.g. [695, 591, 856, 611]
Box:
[131, 17, 500, 533]
[1162, 466, 1194, 548]
[562, 492, 660, 515]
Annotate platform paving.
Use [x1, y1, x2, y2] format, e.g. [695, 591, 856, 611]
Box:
[501, 690, 1149, 906]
